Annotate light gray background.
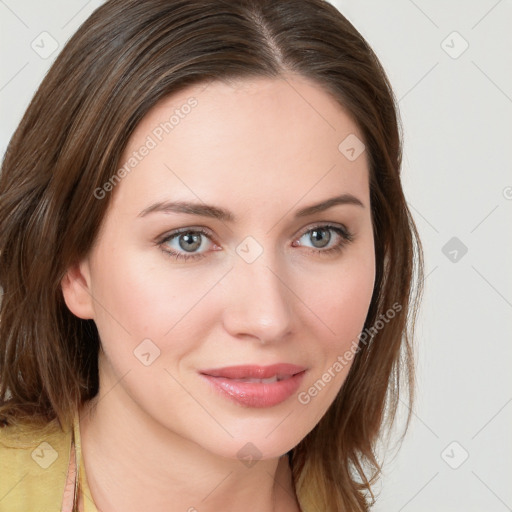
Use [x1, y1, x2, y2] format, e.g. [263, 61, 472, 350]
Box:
[1, 1, 511, 511]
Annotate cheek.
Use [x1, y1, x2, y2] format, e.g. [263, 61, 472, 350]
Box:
[296, 246, 375, 408]
[89, 226, 374, 361]
[306, 250, 375, 345]
[88, 246, 224, 362]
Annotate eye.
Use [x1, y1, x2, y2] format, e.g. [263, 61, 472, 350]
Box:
[157, 223, 354, 262]
[158, 227, 217, 261]
[292, 224, 353, 255]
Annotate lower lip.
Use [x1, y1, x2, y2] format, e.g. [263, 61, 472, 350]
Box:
[200, 371, 306, 408]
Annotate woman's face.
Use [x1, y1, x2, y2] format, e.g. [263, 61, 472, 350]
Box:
[64, 74, 375, 459]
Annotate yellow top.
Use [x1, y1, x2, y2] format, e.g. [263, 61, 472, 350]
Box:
[0, 412, 98, 512]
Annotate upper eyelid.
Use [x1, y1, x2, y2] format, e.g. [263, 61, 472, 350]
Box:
[159, 226, 216, 243]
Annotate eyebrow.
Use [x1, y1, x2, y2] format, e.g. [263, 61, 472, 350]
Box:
[138, 193, 364, 222]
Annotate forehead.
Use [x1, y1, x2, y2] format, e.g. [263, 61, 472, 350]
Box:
[113, 74, 369, 214]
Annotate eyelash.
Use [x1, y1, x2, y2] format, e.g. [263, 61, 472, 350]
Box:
[157, 224, 354, 262]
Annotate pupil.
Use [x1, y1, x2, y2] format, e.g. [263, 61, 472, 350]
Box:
[311, 228, 330, 248]
[179, 232, 201, 251]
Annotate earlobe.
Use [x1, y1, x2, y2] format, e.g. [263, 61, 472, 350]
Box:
[60, 261, 95, 320]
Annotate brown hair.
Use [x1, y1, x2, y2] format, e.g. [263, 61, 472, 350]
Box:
[0, 0, 423, 509]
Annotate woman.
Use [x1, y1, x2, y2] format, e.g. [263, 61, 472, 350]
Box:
[0, 0, 423, 510]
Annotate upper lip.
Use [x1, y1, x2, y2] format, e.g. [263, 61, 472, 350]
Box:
[200, 364, 306, 379]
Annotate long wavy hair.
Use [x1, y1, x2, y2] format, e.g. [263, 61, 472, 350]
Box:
[0, 0, 423, 510]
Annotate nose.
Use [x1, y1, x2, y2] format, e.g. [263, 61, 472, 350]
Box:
[221, 255, 294, 344]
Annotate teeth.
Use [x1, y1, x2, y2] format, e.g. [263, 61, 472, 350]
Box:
[230, 375, 291, 383]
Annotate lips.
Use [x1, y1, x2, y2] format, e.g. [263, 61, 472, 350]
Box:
[199, 364, 307, 408]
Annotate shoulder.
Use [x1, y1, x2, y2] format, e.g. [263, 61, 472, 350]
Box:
[0, 420, 72, 512]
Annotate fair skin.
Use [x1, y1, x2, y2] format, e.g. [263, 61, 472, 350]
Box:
[61, 74, 375, 512]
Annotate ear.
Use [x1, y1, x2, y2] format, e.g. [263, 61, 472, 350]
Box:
[60, 260, 95, 320]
